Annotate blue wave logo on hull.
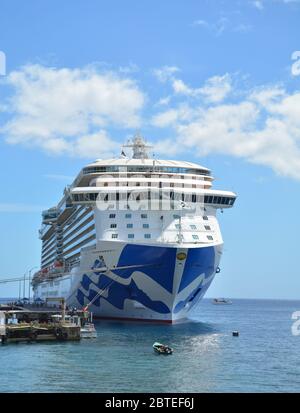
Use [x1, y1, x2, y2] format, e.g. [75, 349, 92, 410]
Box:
[75, 244, 217, 316]
[173, 278, 213, 313]
[178, 246, 215, 292]
[77, 273, 170, 313]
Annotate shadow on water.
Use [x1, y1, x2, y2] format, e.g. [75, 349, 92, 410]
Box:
[89, 318, 223, 392]
[93, 317, 220, 351]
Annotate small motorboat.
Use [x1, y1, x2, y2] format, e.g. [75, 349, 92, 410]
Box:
[212, 298, 232, 305]
[153, 342, 173, 355]
[80, 323, 97, 339]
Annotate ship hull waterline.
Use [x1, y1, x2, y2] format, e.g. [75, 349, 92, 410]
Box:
[33, 241, 222, 323]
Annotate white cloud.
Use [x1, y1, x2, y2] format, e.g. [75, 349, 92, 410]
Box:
[153, 65, 232, 102]
[172, 79, 195, 96]
[266, 93, 300, 128]
[175, 101, 259, 156]
[199, 74, 232, 103]
[154, 70, 232, 103]
[192, 17, 228, 36]
[1, 64, 145, 157]
[192, 17, 252, 36]
[153, 84, 300, 180]
[153, 139, 182, 156]
[2, 62, 300, 182]
[152, 105, 195, 127]
[152, 109, 180, 127]
[253, 0, 300, 8]
[156, 96, 171, 106]
[153, 66, 180, 83]
[119, 62, 139, 74]
[70, 130, 118, 158]
[248, 85, 286, 111]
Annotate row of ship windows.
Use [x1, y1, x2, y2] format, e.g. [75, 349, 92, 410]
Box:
[204, 195, 235, 205]
[109, 223, 211, 230]
[93, 176, 209, 184]
[108, 213, 209, 220]
[112, 234, 151, 239]
[109, 213, 148, 219]
[83, 166, 211, 176]
[110, 223, 149, 228]
[72, 193, 235, 205]
[98, 182, 207, 189]
[111, 233, 214, 241]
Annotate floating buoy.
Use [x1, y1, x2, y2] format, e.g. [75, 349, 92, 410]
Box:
[232, 331, 239, 337]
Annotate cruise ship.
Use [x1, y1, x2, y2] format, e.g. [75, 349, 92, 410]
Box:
[32, 136, 236, 322]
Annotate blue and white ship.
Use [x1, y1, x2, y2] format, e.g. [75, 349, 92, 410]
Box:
[32, 136, 236, 323]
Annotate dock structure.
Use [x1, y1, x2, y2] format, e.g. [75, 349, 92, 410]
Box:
[0, 303, 95, 344]
[0, 311, 5, 343]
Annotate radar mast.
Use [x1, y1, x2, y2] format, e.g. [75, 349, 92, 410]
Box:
[123, 134, 152, 159]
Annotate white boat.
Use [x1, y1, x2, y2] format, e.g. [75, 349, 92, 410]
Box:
[153, 342, 173, 355]
[80, 323, 97, 339]
[32, 135, 236, 323]
[212, 298, 232, 305]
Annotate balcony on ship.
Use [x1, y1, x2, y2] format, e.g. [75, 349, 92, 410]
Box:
[42, 207, 59, 224]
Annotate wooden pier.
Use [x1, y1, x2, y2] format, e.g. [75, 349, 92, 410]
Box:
[0, 301, 94, 344]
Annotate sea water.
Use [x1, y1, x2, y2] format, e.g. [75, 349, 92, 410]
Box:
[0, 298, 300, 393]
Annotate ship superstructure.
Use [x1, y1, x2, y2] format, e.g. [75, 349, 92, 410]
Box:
[32, 136, 236, 322]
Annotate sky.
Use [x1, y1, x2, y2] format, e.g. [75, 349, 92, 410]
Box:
[0, 0, 300, 299]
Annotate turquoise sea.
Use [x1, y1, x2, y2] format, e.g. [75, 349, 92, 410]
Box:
[1, 298, 300, 393]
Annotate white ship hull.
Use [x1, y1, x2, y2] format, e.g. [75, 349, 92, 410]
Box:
[34, 240, 222, 323]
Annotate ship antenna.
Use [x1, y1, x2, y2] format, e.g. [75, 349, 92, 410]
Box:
[123, 133, 153, 159]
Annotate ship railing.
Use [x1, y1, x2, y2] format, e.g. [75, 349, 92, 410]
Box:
[32, 260, 81, 284]
[65, 259, 80, 272]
